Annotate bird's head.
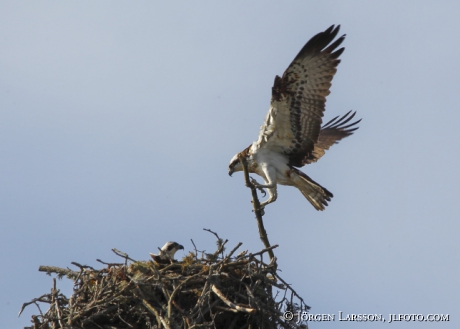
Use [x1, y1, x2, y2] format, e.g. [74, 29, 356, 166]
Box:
[228, 145, 252, 177]
[228, 154, 242, 177]
[160, 241, 184, 260]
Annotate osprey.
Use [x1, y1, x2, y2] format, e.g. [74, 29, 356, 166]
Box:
[150, 241, 184, 264]
[228, 25, 360, 211]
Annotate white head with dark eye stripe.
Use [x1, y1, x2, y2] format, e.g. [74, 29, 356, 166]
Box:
[228, 154, 242, 177]
[159, 241, 184, 260]
[228, 145, 252, 177]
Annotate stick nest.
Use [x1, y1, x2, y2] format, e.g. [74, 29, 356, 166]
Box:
[20, 239, 309, 329]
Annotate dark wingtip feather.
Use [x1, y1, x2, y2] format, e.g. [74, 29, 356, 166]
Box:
[322, 111, 361, 131]
[293, 25, 344, 61]
[325, 34, 346, 57]
[340, 118, 362, 131]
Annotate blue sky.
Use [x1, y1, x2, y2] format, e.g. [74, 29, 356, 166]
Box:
[1, 1, 459, 328]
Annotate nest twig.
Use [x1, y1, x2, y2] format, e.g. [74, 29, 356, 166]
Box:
[20, 237, 309, 329]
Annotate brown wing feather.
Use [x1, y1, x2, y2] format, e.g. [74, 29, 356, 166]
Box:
[258, 25, 345, 167]
[305, 110, 361, 164]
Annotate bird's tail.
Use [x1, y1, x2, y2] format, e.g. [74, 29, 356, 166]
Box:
[290, 168, 333, 211]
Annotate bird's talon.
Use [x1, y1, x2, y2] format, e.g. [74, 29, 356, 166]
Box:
[249, 177, 267, 196]
[259, 207, 265, 216]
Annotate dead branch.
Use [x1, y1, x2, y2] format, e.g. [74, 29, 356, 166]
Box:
[112, 248, 137, 263]
[211, 285, 256, 314]
[38, 265, 79, 280]
[238, 154, 276, 263]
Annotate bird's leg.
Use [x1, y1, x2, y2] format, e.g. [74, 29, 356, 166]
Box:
[251, 180, 277, 189]
[260, 186, 277, 208]
[249, 176, 266, 196]
[251, 165, 277, 189]
[254, 165, 278, 207]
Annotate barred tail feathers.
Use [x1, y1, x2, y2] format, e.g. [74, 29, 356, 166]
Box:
[290, 168, 333, 211]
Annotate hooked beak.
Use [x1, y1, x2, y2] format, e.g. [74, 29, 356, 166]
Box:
[178, 244, 184, 250]
[228, 169, 234, 177]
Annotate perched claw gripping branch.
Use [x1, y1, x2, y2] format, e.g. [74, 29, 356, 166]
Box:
[238, 153, 276, 264]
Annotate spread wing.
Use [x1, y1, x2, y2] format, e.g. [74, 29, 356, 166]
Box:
[255, 25, 345, 167]
[305, 110, 361, 164]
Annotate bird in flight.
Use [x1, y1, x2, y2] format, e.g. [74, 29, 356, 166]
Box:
[228, 25, 360, 211]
